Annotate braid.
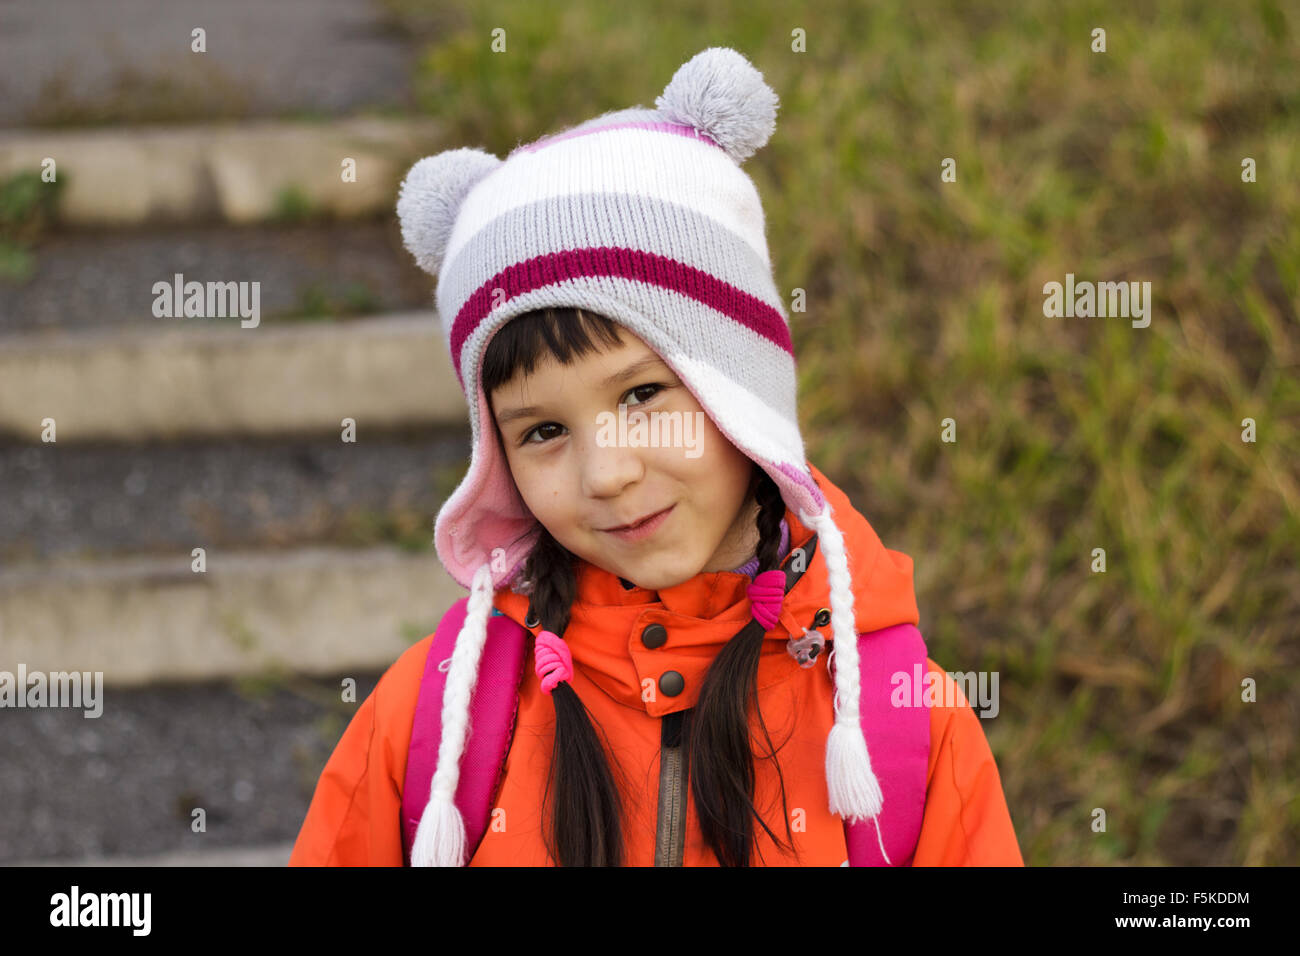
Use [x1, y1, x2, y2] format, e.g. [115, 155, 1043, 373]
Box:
[753, 467, 786, 573]
[520, 525, 626, 866]
[686, 464, 803, 866]
[520, 527, 577, 637]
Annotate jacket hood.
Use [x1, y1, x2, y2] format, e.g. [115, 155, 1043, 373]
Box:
[490, 461, 918, 715]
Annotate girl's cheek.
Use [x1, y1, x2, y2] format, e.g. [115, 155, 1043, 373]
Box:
[522, 450, 566, 490]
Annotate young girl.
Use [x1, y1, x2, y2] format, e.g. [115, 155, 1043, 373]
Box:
[289, 46, 1022, 867]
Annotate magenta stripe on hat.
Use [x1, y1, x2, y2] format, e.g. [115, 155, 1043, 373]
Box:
[450, 246, 793, 384]
[511, 122, 724, 157]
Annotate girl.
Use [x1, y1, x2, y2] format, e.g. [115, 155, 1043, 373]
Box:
[289, 46, 1022, 867]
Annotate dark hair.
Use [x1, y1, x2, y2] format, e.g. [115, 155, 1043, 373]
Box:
[481, 307, 798, 866]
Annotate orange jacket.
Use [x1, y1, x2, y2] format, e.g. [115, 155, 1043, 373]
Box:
[289, 463, 1023, 866]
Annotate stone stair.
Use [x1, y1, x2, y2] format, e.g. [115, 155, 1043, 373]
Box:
[0, 0, 469, 865]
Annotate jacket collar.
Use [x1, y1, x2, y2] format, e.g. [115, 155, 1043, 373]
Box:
[491, 462, 918, 715]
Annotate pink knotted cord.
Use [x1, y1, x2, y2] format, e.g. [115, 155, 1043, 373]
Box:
[747, 568, 787, 631]
[534, 629, 574, 694]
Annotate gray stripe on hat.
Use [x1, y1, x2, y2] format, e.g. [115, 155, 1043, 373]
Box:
[437, 191, 787, 334]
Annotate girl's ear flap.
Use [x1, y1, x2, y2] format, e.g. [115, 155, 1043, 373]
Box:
[396, 148, 503, 277]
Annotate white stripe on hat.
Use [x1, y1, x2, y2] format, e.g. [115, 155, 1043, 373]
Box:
[444, 126, 771, 271]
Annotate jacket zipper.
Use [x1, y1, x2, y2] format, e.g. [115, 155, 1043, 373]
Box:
[654, 709, 689, 866]
[648, 534, 818, 866]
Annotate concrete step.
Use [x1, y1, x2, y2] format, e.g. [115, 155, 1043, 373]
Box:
[0, 0, 425, 129]
[0, 663, 384, 864]
[0, 544, 465, 687]
[0, 427, 469, 565]
[0, 219, 432, 335]
[0, 312, 467, 442]
[0, 116, 443, 226]
[6, 843, 296, 867]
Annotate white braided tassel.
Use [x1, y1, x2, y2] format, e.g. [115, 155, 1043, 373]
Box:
[410, 561, 496, 866]
[799, 503, 889, 862]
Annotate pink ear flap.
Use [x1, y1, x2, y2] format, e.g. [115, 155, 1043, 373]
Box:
[396, 148, 502, 277]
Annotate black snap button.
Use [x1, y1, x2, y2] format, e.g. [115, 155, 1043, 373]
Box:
[813, 607, 831, 628]
[641, 623, 667, 649]
[659, 670, 685, 696]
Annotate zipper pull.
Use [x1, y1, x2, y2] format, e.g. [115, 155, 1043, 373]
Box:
[787, 625, 826, 668]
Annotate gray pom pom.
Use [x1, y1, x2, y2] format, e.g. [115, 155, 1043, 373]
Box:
[653, 47, 778, 165]
[396, 148, 502, 277]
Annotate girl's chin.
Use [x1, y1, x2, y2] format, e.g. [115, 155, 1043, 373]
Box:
[609, 556, 703, 591]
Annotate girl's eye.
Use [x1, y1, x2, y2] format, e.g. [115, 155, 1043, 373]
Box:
[623, 383, 662, 407]
[521, 423, 564, 445]
[519, 383, 665, 446]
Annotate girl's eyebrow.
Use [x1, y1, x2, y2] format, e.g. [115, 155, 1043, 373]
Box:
[494, 355, 668, 425]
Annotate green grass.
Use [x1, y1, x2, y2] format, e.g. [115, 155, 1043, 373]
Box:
[0, 169, 65, 283]
[388, 0, 1300, 864]
[274, 279, 383, 321]
[337, 507, 433, 553]
[270, 184, 319, 224]
[0, 240, 36, 283]
[22, 63, 254, 128]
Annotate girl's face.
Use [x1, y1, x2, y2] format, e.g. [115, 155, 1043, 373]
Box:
[488, 327, 761, 590]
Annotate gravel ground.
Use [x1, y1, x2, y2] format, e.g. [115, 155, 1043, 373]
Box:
[0, 220, 434, 334]
[0, 428, 470, 565]
[0, 0, 419, 128]
[0, 669, 382, 863]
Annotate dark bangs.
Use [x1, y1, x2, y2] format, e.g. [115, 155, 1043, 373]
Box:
[481, 307, 627, 396]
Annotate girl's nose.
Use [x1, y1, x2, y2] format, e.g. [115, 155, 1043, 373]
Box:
[580, 431, 645, 498]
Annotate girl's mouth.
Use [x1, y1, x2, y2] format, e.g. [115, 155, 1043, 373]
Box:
[601, 505, 675, 542]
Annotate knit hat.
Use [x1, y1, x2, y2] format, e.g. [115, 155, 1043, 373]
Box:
[396, 46, 884, 866]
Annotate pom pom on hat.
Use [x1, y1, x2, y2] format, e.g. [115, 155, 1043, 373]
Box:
[654, 46, 779, 165]
[396, 147, 502, 277]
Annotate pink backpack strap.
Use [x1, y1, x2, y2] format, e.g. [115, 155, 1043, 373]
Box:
[844, 623, 930, 866]
[401, 598, 529, 865]
[402, 599, 929, 866]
